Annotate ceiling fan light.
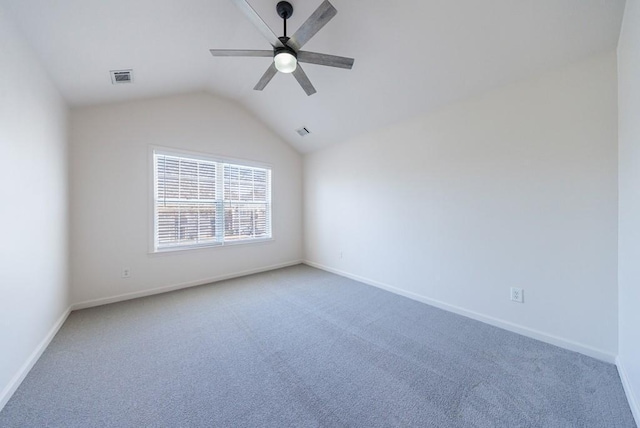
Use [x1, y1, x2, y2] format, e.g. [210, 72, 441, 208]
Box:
[274, 51, 297, 73]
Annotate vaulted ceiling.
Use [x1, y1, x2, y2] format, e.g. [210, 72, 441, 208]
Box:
[1, 0, 626, 153]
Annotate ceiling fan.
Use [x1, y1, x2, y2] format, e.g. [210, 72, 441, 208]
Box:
[210, 0, 354, 96]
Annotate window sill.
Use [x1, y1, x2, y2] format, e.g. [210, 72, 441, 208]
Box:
[148, 237, 274, 256]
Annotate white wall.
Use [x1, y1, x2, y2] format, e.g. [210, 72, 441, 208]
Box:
[304, 52, 618, 361]
[69, 92, 303, 305]
[617, 0, 640, 421]
[0, 6, 69, 408]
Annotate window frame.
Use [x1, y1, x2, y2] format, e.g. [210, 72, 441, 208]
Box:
[149, 146, 273, 254]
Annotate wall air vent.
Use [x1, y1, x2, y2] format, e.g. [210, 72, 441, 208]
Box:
[296, 127, 311, 137]
[110, 69, 133, 84]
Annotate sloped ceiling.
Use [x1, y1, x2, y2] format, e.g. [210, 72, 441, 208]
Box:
[1, 0, 626, 153]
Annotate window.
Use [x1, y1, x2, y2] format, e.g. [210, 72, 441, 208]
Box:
[153, 149, 271, 252]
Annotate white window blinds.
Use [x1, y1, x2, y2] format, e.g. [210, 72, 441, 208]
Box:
[224, 164, 271, 241]
[153, 150, 271, 251]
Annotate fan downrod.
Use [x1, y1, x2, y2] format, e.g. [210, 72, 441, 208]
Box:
[276, 1, 293, 19]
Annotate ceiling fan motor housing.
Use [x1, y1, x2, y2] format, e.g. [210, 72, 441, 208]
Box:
[275, 44, 296, 58]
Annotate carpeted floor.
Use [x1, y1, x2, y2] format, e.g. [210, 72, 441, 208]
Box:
[0, 264, 636, 427]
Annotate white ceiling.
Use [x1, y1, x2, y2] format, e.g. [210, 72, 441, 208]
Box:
[1, 0, 626, 153]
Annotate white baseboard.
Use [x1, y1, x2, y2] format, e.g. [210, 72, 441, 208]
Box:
[0, 307, 72, 412]
[72, 260, 303, 310]
[617, 357, 640, 425]
[303, 260, 616, 364]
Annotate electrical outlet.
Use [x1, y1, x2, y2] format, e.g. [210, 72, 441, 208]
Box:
[122, 268, 131, 279]
[339, 251, 343, 259]
[510, 287, 524, 303]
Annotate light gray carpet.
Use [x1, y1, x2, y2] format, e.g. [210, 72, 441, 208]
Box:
[0, 265, 635, 427]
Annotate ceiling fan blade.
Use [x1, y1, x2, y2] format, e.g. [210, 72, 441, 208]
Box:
[230, 0, 283, 48]
[297, 51, 354, 69]
[292, 65, 317, 96]
[288, 0, 337, 51]
[254, 63, 278, 91]
[210, 49, 273, 57]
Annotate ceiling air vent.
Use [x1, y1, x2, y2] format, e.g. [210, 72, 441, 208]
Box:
[110, 69, 133, 84]
[296, 127, 311, 137]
